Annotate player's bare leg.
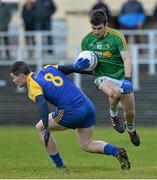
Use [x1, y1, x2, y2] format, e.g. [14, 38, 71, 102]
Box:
[121, 93, 140, 146]
[77, 126, 130, 170]
[77, 126, 107, 153]
[35, 113, 67, 167]
[101, 80, 125, 133]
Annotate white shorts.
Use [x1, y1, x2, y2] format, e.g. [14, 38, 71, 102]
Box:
[94, 76, 124, 93]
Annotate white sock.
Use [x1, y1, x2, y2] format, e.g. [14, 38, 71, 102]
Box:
[110, 109, 118, 117]
[125, 121, 135, 132]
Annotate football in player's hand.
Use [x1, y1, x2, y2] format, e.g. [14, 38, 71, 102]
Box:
[76, 50, 98, 71]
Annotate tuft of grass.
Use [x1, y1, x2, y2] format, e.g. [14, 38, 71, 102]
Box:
[0, 126, 157, 179]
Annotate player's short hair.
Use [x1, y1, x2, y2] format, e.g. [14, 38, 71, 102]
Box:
[90, 9, 108, 26]
[11, 61, 31, 76]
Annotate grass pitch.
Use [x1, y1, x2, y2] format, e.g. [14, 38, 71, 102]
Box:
[0, 126, 157, 179]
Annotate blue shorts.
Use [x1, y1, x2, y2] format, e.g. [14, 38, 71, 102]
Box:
[51, 98, 96, 129]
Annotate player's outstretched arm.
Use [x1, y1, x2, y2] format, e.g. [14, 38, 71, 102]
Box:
[36, 95, 50, 147]
[58, 58, 93, 75]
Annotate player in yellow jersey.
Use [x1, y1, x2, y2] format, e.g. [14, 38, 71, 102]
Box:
[10, 61, 130, 170]
[76, 10, 140, 146]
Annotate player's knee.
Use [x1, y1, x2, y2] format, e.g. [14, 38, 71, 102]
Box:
[79, 143, 88, 152]
[109, 89, 121, 100]
[109, 93, 121, 104]
[113, 94, 121, 101]
[79, 141, 91, 152]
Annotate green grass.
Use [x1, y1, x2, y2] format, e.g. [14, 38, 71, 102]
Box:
[0, 126, 157, 179]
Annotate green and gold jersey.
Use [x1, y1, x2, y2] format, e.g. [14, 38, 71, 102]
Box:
[81, 27, 128, 79]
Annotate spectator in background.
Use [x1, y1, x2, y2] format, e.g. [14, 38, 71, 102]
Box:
[0, 0, 12, 59]
[34, 0, 57, 55]
[90, 0, 111, 23]
[153, 3, 157, 28]
[118, 0, 146, 44]
[22, 0, 35, 58]
[118, 0, 146, 30]
[0, 79, 6, 87]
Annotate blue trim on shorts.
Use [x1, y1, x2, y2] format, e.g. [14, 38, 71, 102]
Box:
[51, 98, 96, 129]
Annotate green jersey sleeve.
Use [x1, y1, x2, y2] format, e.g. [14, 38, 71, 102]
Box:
[115, 31, 128, 52]
[81, 36, 88, 51]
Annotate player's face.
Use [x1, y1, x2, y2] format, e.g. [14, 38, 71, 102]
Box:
[91, 23, 108, 39]
[10, 73, 27, 87]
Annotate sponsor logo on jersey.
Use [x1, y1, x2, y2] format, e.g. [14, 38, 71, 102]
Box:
[103, 51, 112, 57]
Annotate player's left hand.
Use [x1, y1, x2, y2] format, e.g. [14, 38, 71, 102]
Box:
[121, 78, 133, 94]
[43, 128, 50, 147]
[74, 58, 90, 70]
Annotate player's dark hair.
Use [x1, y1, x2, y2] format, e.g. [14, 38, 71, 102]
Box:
[11, 61, 31, 75]
[90, 9, 108, 26]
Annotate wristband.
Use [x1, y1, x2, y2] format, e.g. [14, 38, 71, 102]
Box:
[125, 77, 132, 81]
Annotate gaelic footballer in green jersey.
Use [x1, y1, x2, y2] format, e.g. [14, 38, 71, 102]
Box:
[81, 27, 128, 79]
[79, 9, 140, 146]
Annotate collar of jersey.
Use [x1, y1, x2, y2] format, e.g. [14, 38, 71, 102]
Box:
[27, 72, 33, 85]
[103, 27, 109, 37]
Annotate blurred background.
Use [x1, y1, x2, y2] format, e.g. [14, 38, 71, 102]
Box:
[0, 0, 157, 127]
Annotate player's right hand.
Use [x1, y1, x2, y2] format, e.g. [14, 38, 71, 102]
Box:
[74, 58, 90, 70]
[43, 128, 50, 147]
[121, 78, 133, 94]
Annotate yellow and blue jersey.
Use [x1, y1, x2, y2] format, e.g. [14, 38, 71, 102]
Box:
[27, 65, 87, 111]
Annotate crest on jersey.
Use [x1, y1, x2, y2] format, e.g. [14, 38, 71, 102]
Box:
[106, 43, 111, 48]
